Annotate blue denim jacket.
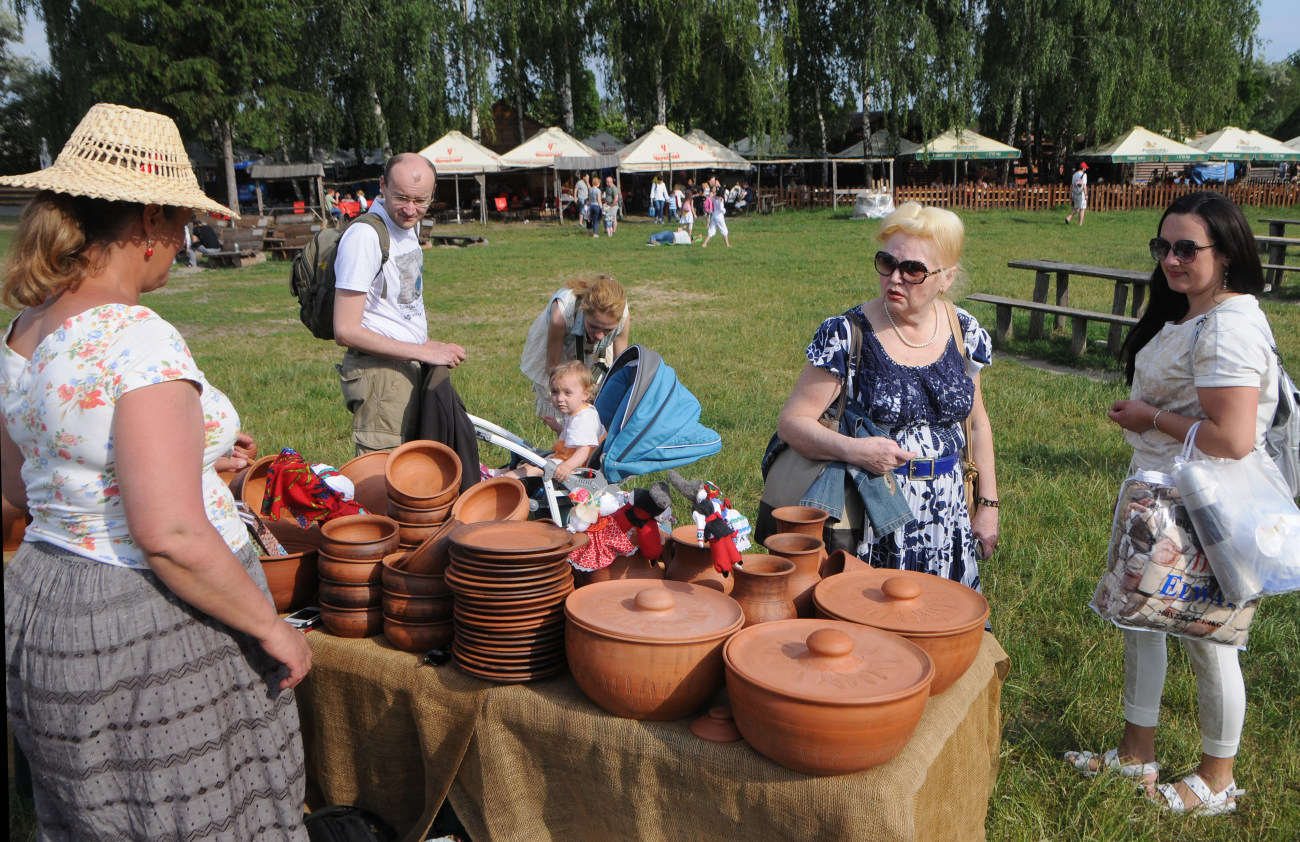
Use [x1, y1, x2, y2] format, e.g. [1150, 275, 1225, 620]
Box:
[800, 401, 914, 536]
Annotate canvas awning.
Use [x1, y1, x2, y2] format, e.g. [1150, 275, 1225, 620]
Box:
[619, 125, 719, 172]
[1287, 136, 1300, 151]
[911, 128, 1019, 161]
[683, 129, 750, 170]
[730, 133, 807, 158]
[833, 131, 921, 159]
[1077, 126, 1205, 162]
[417, 131, 505, 174]
[1189, 126, 1299, 161]
[583, 130, 625, 156]
[499, 127, 598, 168]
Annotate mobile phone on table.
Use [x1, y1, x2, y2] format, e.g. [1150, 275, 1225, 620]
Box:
[285, 606, 322, 630]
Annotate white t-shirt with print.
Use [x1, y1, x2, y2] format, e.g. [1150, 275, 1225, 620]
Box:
[333, 198, 428, 346]
[0, 305, 247, 567]
[1126, 295, 1279, 471]
[559, 404, 605, 449]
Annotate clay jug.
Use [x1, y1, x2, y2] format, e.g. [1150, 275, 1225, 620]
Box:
[730, 556, 796, 627]
[762, 533, 824, 617]
[664, 525, 733, 595]
[771, 505, 830, 538]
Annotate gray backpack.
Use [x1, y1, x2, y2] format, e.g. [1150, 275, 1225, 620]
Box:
[290, 213, 389, 340]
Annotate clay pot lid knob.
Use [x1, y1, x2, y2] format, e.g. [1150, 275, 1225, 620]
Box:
[882, 577, 923, 602]
[690, 705, 743, 742]
[634, 588, 675, 612]
[806, 628, 855, 659]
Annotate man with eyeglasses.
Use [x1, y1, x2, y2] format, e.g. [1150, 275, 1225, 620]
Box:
[333, 152, 469, 456]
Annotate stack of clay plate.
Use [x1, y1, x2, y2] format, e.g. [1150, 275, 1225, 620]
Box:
[445, 520, 581, 683]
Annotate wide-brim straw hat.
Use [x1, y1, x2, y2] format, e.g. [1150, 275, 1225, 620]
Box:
[0, 103, 236, 217]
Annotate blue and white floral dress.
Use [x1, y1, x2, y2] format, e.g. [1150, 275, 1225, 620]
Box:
[805, 303, 993, 590]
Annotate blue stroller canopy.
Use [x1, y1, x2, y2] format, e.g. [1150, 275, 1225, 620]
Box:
[593, 345, 722, 482]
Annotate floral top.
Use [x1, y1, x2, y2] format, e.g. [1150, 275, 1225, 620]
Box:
[1, 304, 247, 567]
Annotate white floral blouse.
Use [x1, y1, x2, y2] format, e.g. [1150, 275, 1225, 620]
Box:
[1, 304, 247, 567]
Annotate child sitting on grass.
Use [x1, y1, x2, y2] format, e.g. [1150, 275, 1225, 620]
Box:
[493, 361, 605, 481]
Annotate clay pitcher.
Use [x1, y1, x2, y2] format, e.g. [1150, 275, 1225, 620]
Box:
[665, 525, 733, 595]
[762, 533, 825, 617]
[731, 556, 797, 627]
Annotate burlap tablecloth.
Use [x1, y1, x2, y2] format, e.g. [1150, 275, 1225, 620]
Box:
[300, 631, 1010, 842]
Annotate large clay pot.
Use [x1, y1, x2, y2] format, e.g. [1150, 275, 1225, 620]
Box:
[724, 619, 933, 775]
[260, 541, 319, 613]
[771, 505, 830, 538]
[574, 550, 666, 588]
[813, 569, 989, 695]
[730, 556, 796, 627]
[385, 440, 461, 508]
[319, 514, 400, 560]
[762, 533, 825, 617]
[565, 580, 744, 720]
[664, 525, 733, 595]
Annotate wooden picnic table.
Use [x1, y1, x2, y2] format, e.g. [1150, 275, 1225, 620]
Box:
[1259, 217, 1300, 238]
[1253, 233, 1300, 292]
[1005, 259, 1151, 350]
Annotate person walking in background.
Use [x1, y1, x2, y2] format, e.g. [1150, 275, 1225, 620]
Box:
[603, 176, 621, 236]
[680, 186, 696, 235]
[1066, 162, 1088, 226]
[575, 173, 590, 229]
[650, 175, 669, 221]
[669, 183, 683, 222]
[1066, 192, 1273, 816]
[584, 175, 603, 238]
[701, 184, 731, 248]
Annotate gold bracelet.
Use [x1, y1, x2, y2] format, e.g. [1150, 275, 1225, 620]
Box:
[976, 497, 1000, 509]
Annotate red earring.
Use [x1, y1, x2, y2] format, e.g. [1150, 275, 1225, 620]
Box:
[145, 238, 154, 258]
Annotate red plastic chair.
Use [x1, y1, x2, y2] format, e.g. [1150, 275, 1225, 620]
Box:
[494, 197, 508, 212]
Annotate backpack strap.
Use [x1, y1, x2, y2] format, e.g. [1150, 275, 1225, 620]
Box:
[351, 212, 391, 299]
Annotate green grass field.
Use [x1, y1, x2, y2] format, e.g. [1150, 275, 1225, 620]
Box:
[5, 205, 1299, 840]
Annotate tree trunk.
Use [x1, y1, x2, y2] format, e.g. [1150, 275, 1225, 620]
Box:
[1002, 79, 1023, 185]
[461, 0, 479, 139]
[815, 82, 828, 185]
[560, 29, 574, 133]
[655, 53, 666, 126]
[369, 82, 392, 160]
[219, 119, 238, 214]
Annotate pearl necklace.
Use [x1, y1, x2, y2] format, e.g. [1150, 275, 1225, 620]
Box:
[883, 300, 941, 348]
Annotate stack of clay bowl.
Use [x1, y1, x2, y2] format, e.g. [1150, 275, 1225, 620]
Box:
[444, 520, 578, 682]
[317, 514, 401, 637]
[384, 441, 461, 547]
[381, 519, 458, 652]
[812, 568, 989, 695]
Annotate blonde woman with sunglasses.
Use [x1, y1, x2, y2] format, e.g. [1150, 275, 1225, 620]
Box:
[777, 202, 999, 589]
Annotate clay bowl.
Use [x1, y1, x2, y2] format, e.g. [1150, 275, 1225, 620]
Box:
[383, 592, 455, 623]
[316, 555, 383, 585]
[448, 477, 530, 524]
[385, 440, 461, 509]
[394, 519, 441, 548]
[400, 519, 461, 577]
[318, 578, 383, 609]
[239, 455, 278, 513]
[771, 505, 831, 538]
[339, 451, 392, 515]
[319, 514, 400, 561]
[382, 553, 451, 597]
[386, 498, 453, 525]
[724, 619, 933, 775]
[320, 603, 384, 638]
[384, 618, 454, 652]
[564, 580, 745, 721]
[259, 545, 319, 613]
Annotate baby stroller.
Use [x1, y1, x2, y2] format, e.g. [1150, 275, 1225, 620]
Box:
[471, 345, 722, 525]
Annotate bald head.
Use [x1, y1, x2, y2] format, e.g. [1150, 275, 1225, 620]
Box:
[380, 153, 437, 229]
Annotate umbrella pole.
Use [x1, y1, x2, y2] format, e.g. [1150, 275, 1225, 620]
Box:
[455, 175, 462, 225]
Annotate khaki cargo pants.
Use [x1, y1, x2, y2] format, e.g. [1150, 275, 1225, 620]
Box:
[337, 349, 421, 455]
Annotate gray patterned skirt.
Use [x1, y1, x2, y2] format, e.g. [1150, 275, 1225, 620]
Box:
[5, 540, 308, 841]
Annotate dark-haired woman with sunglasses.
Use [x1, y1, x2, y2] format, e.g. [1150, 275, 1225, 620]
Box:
[777, 202, 998, 589]
[1065, 191, 1278, 816]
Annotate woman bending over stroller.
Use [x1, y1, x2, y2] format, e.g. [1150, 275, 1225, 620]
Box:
[492, 362, 604, 482]
[519, 274, 631, 424]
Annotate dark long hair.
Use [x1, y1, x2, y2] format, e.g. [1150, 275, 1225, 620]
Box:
[1120, 191, 1264, 384]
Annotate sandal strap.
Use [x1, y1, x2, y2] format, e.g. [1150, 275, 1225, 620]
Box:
[1103, 748, 1158, 778]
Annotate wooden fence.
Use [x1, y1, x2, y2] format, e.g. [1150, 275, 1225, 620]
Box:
[757, 181, 1300, 212]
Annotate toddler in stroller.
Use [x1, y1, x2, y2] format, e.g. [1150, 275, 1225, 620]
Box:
[488, 361, 603, 483]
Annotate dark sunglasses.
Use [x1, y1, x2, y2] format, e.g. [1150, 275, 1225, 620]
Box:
[874, 251, 947, 284]
[1149, 238, 1216, 264]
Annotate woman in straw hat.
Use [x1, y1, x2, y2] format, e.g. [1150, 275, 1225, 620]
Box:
[1, 104, 310, 838]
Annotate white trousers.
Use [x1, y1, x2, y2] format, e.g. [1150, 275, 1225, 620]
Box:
[1123, 628, 1245, 758]
[707, 212, 728, 238]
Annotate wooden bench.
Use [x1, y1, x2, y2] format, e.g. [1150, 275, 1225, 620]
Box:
[966, 293, 1138, 357]
[1006, 259, 1150, 350]
[427, 235, 487, 248]
[204, 250, 259, 269]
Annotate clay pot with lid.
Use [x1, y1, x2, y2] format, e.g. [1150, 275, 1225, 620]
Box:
[385, 440, 461, 509]
[724, 619, 933, 775]
[564, 579, 745, 720]
[762, 533, 825, 617]
[664, 525, 733, 595]
[730, 556, 796, 627]
[813, 569, 989, 695]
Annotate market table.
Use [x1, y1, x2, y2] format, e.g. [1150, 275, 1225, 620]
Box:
[297, 628, 1009, 842]
[1006, 259, 1151, 349]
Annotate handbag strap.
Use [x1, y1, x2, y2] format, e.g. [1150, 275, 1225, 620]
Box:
[1180, 420, 1203, 462]
[825, 312, 864, 425]
[941, 300, 975, 464]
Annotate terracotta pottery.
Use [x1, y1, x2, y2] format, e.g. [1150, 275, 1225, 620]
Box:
[724, 619, 933, 775]
[664, 525, 733, 595]
[319, 514, 400, 560]
[239, 454, 278, 513]
[448, 477, 530, 524]
[316, 556, 383, 585]
[386, 498, 452, 525]
[320, 603, 384, 638]
[564, 580, 745, 720]
[318, 578, 384, 609]
[394, 519, 440, 547]
[452, 520, 570, 555]
[383, 592, 455, 623]
[820, 549, 872, 578]
[730, 556, 797, 627]
[574, 550, 666, 588]
[813, 569, 990, 695]
[772, 505, 831, 538]
[2, 496, 31, 554]
[339, 451, 392, 515]
[690, 705, 743, 743]
[384, 618, 454, 653]
[382, 552, 451, 596]
[385, 440, 461, 508]
[260, 543, 319, 613]
[762, 533, 825, 618]
[401, 519, 461, 576]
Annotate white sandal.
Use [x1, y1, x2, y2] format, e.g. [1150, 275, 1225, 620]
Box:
[1064, 748, 1158, 781]
[1155, 773, 1244, 816]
